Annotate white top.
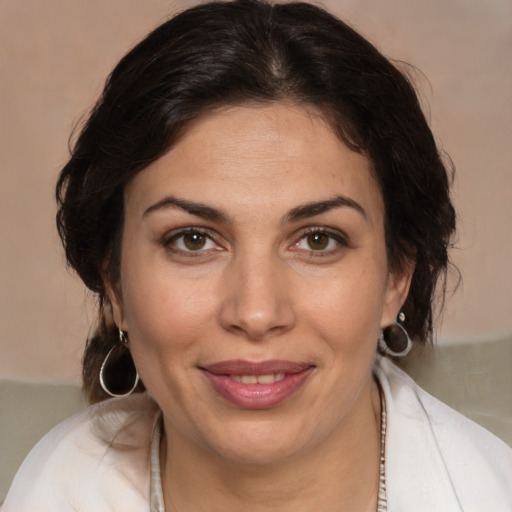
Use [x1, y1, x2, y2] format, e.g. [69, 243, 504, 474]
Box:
[3, 357, 512, 511]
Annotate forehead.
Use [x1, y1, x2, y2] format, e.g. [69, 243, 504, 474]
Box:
[124, 103, 383, 222]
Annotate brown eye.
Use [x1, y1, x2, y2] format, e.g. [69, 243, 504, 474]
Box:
[168, 230, 218, 253]
[183, 232, 207, 250]
[306, 232, 330, 250]
[293, 230, 346, 255]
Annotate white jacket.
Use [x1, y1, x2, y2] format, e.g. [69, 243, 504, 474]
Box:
[3, 358, 511, 511]
[375, 358, 512, 511]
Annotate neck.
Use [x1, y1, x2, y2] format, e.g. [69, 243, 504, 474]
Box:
[161, 378, 382, 512]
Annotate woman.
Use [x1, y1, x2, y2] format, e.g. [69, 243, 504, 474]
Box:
[3, 0, 511, 511]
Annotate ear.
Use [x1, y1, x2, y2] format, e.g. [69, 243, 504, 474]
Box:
[380, 260, 415, 328]
[104, 278, 127, 332]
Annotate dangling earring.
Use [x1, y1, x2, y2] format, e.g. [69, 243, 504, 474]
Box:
[378, 311, 412, 357]
[99, 329, 140, 398]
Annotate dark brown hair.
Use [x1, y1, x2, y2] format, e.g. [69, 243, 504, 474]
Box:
[56, 0, 456, 403]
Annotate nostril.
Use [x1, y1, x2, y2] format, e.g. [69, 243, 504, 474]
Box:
[218, 260, 296, 340]
[219, 295, 296, 341]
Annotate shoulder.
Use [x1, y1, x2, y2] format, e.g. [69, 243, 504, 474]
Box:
[375, 356, 512, 512]
[2, 393, 160, 512]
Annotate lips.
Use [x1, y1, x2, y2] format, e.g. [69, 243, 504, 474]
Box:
[200, 360, 315, 409]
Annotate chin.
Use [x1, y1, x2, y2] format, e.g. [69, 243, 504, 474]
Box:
[215, 438, 306, 467]
[199, 415, 319, 467]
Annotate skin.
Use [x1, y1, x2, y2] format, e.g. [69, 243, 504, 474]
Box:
[107, 103, 413, 512]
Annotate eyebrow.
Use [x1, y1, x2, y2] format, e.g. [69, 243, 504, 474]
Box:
[283, 195, 368, 224]
[143, 196, 229, 223]
[143, 194, 367, 224]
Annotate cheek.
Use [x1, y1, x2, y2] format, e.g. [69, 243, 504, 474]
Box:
[300, 260, 387, 352]
[120, 260, 218, 354]
[120, 273, 216, 405]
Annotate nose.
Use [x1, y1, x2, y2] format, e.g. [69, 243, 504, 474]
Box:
[218, 252, 296, 341]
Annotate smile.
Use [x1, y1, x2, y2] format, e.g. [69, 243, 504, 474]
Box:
[200, 360, 315, 409]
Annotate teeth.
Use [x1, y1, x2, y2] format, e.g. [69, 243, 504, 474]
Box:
[230, 373, 286, 384]
[256, 374, 275, 384]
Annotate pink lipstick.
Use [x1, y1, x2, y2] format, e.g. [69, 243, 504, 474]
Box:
[200, 360, 314, 409]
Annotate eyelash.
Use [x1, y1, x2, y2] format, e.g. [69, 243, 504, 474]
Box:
[291, 227, 349, 257]
[161, 227, 349, 258]
[162, 227, 222, 257]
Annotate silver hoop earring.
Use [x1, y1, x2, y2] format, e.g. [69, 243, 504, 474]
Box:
[119, 329, 128, 345]
[99, 330, 140, 398]
[378, 312, 412, 357]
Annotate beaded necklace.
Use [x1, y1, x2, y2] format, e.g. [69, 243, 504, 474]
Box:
[377, 381, 388, 511]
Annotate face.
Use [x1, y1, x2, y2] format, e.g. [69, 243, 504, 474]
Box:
[108, 103, 411, 465]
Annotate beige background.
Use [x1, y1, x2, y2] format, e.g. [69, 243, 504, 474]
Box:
[1, 0, 511, 382]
